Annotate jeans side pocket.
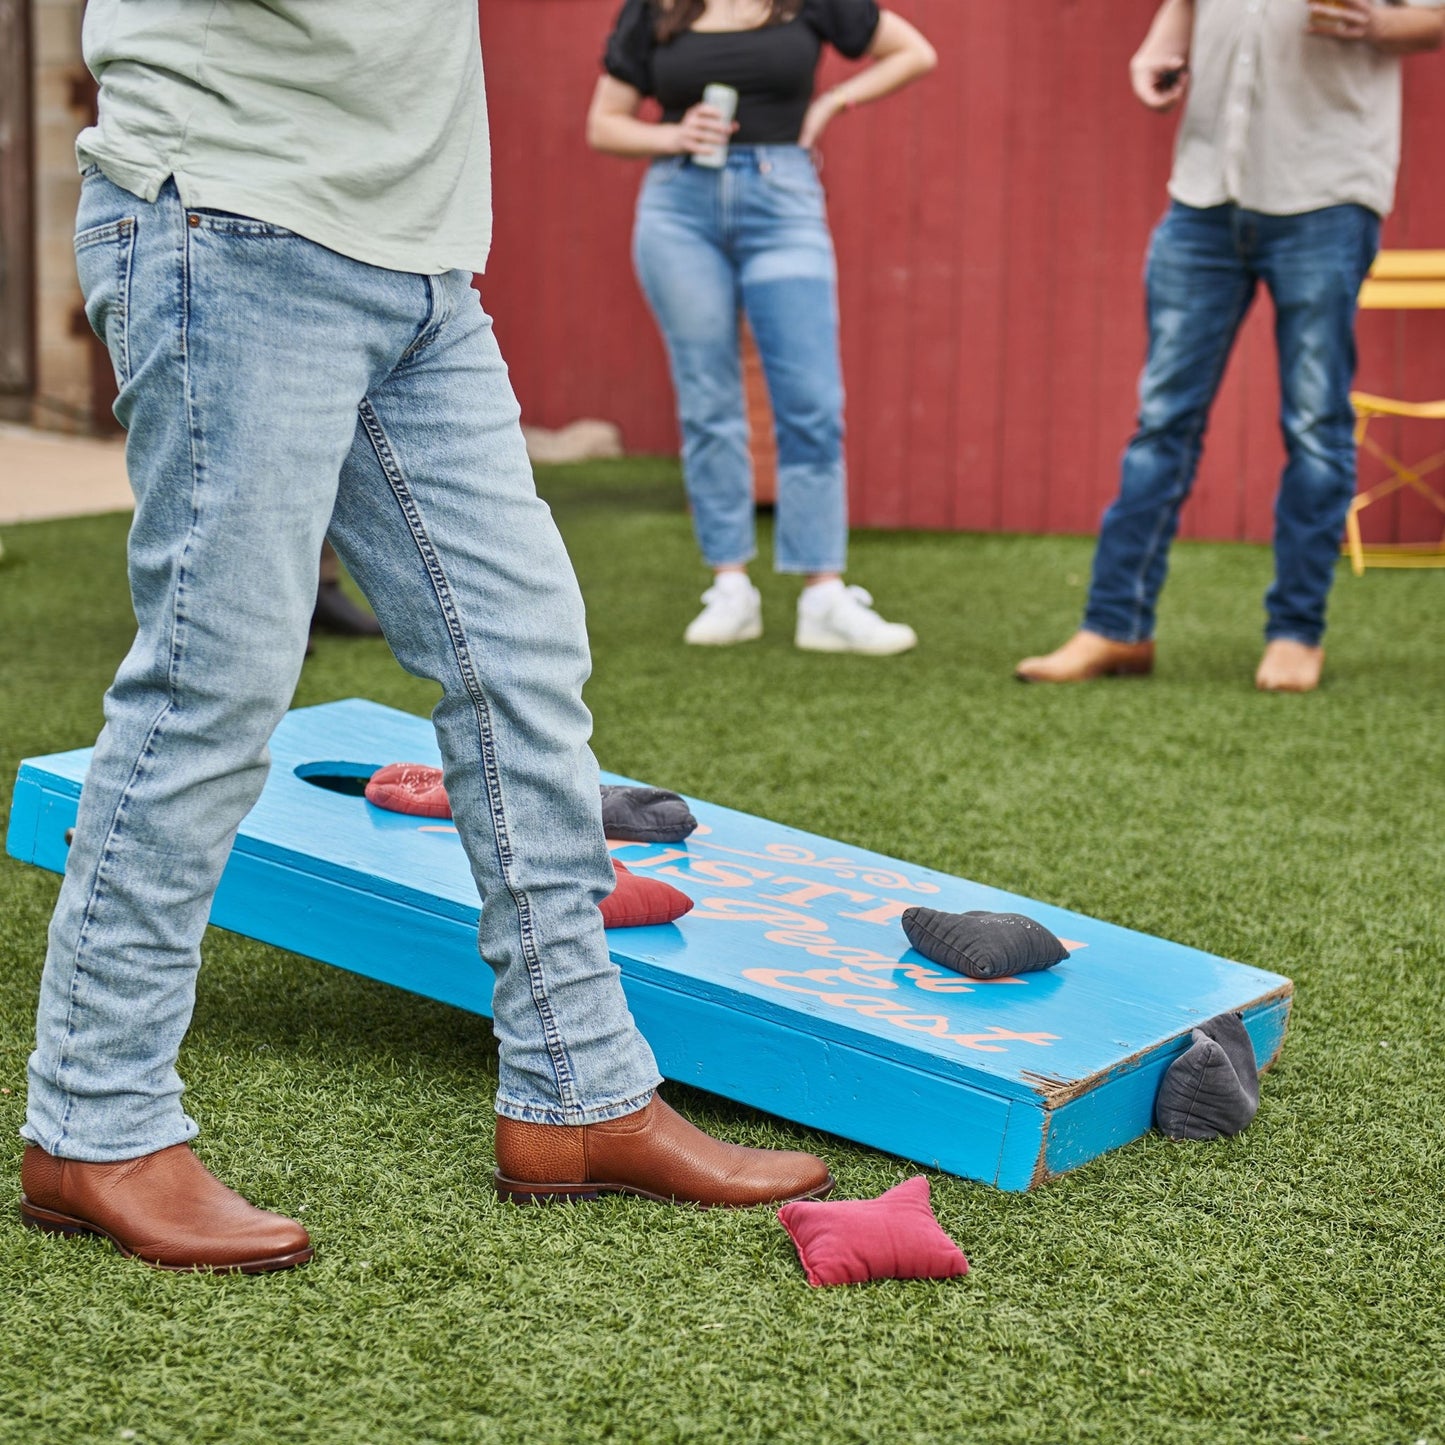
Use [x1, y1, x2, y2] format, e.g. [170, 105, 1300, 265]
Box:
[758, 151, 822, 197]
[74, 218, 138, 390]
[638, 155, 687, 210]
[755, 154, 827, 228]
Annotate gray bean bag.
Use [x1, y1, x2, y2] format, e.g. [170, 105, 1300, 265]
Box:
[599, 784, 698, 844]
[900, 907, 1068, 981]
[1154, 1011, 1260, 1140]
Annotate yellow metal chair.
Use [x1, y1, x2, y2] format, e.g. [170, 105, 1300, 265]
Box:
[1345, 249, 1445, 574]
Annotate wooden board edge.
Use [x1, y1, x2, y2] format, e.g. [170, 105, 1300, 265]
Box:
[1029, 991, 1295, 1186]
[1018, 979, 1295, 1109]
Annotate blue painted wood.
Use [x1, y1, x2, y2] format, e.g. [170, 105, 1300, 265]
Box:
[6, 699, 1292, 1190]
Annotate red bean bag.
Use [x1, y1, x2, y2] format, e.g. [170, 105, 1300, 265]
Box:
[364, 770, 692, 928]
[600, 861, 694, 929]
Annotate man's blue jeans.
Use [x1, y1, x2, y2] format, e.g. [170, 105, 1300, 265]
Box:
[23, 171, 660, 1163]
[1084, 201, 1380, 647]
[633, 147, 847, 575]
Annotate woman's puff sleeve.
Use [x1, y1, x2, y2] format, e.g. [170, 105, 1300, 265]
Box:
[603, 0, 657, 93]
[803, 0, 881, 60]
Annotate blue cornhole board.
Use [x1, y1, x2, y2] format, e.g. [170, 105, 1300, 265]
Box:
[7, 699, 1291, 1191]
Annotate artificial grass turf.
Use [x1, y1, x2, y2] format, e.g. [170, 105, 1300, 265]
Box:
[0, 463, 1441, 1445]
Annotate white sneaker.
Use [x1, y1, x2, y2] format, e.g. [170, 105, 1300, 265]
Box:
[795, 583, 917, 655]
[683, 576, 763, 646]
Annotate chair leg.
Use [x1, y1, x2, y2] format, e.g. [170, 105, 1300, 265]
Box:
[1343, 406, 1445, 570]
[1345, 500, 1366, 577]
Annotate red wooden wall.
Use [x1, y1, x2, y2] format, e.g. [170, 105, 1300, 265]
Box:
[481, 0, 1445, 544]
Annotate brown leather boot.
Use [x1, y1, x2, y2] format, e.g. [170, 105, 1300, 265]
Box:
[20, 1143, 313, 1273]
[1255, 639, 1324, 693]
[1015, 629, 1155, 683]
[494, 1094, 834, 1207]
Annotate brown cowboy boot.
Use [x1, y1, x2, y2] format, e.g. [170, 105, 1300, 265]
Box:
[1015, 629, 1155, 683]
[20, 1143, 312, 1273]
[494, 1094, 833, 1207]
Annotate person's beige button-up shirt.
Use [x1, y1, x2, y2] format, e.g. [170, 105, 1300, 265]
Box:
[1169, 0, 1443, 218]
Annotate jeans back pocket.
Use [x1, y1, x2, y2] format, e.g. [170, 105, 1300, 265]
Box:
[74, 217, 138, 390]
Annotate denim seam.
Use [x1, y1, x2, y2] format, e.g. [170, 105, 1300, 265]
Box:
[397, 276, 445, 366]
[188, 215, 296, 238]
[47, 691, 166, 1154]
[356, 399, 581, 1115]
[175, 193, 202, 704]
[115, 221, 136, 387]
[720, 164, 735, 247]
[1122, 277, 1254, 643]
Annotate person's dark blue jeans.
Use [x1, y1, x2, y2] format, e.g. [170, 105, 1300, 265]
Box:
[1084, 200, 1380, 647]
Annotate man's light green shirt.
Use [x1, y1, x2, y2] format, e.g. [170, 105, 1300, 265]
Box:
[78, 0, 493, 275]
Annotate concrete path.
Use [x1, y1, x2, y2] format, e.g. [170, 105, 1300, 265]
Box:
[0, 423, 131, 525]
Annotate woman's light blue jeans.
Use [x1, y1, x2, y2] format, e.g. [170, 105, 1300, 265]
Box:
[633, 147, 847, 574]
[1084, 201, 1379, 647]
[23, 171, 660, 1163]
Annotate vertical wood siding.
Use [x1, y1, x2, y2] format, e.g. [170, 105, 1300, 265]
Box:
[0, 0, 34, 403]
[482, 0, 1445, 544]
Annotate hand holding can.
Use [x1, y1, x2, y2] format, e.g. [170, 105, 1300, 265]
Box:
[691, 84, 739, 168]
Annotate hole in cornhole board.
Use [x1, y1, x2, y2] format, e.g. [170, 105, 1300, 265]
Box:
[294, 761, 382, 798]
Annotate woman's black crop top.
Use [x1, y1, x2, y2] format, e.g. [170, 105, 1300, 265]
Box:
[603, 0, 881, 145]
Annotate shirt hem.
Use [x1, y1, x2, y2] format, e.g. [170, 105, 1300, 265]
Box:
[175, 177, 492, 275]
[79, 151, 491, 276]
[1168, 178, 1389, 221]
[76, 146, 168, 206]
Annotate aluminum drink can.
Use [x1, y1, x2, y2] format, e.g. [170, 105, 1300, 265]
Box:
[693, 83, 739, 169]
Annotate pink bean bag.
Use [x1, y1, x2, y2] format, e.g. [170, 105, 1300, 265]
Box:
[778, 1176, 970, 1287]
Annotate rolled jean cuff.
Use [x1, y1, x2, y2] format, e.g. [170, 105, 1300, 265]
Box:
[702, 550, 757, 571]
[775, 557, 846, 576]
[493, 1081, 659, 1128]
[1080, 616, 1152, 646]
[1264, 627, 1323, 647]
[18, 1111, 199, 1165]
